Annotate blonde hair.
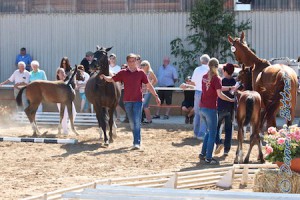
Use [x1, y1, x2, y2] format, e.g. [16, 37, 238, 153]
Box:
[208, 58, 219, 81]
[140, 60, 153, 72]
[56, 67, 65, 80]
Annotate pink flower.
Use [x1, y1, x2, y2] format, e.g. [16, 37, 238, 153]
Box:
[277, 138, 285, 145]
[265, 144, 273, 155]
[268, 127, 277, 135]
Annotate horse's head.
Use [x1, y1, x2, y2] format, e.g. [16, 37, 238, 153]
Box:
[228, 32, 254, 66]
[93, 46, 113, 76]
[237, 64, 252, 91]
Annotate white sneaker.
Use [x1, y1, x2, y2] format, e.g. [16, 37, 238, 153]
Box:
[131, 144, 140, 150]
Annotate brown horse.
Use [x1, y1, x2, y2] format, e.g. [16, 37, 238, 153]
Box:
[235, 90, 264, 163]
[16, 67, 80, 136]
[85, 46, 120, 146]
[228, 32, 298, 129]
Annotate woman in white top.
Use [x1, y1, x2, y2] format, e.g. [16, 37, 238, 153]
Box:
[76, 65, 90, 112]
[56, 68, 77, 135]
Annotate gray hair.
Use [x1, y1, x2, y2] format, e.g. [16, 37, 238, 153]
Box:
[200, 54, 210, 64]
[18, 61, 26, 67]
[31, 60, 39, 67]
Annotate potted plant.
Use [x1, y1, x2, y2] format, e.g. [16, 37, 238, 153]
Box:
[265, 126, 300, 173]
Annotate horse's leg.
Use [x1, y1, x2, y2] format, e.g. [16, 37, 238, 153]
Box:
[30, 103, 42, 135]
[57, 103, 65, 135]
[108, 107, 116, 143]
[67, 102, 79, 135]
[244, 125, 255, 164]
[24, 103, 40, 136]
[95, 105, 108, 145]
[235, 125, 244, 164]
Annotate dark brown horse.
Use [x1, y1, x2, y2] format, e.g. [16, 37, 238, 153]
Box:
[16, 67, 79, 136]
[228, 32, 298, 129]
[85, 46, 120, 146]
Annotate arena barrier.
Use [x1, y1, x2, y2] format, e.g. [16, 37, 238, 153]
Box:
[22, 164, 284, 200]
[0, 136, 77, 144]
[15, 112, 98, 126]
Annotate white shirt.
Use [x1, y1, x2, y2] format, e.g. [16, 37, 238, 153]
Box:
[76, 72, 90, 93]
[191, 64, 209, 91]
[8, 69, 30, 84]
[109, 65, 121, 75]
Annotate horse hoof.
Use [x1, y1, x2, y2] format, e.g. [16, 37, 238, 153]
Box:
[109, 139, 114, 143]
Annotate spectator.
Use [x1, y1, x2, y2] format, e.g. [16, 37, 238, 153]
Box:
[214, 63, 236, 156]
[153, 56, 178, 119]
[190, 54, 210, 139]
[76, 65, 90, 113]
[59, 57, 72, 81]
[199, 58, 234, 164]
[141, 60, 158, 124]
[109, 53, 122, 121]
[15, 47, 32, 71]
[56, 68, 77, 135]
[0, 61, 30, 109]
[80, 51, 96, 75]
[179, 76, 195, 124]
[100, 53, 161, 150]
[29, 60, 47, 112]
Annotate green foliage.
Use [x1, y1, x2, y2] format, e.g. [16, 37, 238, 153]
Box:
[170, 0, 251, 79]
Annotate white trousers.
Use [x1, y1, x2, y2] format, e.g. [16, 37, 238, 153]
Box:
[57, 103, 77, 134]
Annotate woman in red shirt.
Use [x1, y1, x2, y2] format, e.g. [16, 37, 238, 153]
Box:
[199, 58, 235, 164]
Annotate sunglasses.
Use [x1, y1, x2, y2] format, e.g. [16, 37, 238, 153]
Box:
[141, 64, 147, 67]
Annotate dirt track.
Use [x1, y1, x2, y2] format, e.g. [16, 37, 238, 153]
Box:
[0, 121, 263, 200]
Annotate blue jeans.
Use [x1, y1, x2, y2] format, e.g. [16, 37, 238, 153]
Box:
[142, 93, 151, 108]
[194, 90, 206, 137]
[124, 102, 143, 145]
[200, 107, 218, 160]
[215, 110, 233, 152]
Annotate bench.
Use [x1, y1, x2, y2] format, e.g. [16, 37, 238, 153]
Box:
[15, 112, 98, 126]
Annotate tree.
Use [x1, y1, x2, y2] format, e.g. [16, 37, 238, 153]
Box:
[170, 0, 251, 79]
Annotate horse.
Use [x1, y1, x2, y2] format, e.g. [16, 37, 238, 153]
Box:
[235, 90, 265, 163]
[16, 67, 80, 136]
[85, 46, 120, 146]
[228, 32, 298, 129]
[237, 64, 252, 91]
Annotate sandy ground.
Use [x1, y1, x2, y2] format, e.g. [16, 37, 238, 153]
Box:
[0, 121, 264, 200]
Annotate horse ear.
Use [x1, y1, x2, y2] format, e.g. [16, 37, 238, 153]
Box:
[96, 45, 101, 50]
[240, 32, 245, 43]
[106, 47, 113, 52]
[228, 34, 234, 44]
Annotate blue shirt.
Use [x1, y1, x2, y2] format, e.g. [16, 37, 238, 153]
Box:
[15, 54, 32, 71]
[29, 69, 47, 82]
[157, 64, 178, 87]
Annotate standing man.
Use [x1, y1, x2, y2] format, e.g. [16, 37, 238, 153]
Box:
[0, 61, 30, 109]
[100, 53, 161, 150]
[15, 47, 32, 71]
[190, 54, 210, 140]
[80, 51, 96, 75]
[153, 56, 178, 119]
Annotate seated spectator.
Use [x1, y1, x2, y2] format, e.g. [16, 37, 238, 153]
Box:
[29, 60, 47, 112]
[76, 65, 90, 113]
[0, 61, 30, 110]
[179, 76, 195, 124]
[15, 47, 32, 71]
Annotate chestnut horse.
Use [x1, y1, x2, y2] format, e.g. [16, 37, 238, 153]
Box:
[235, 73, 264, 163]
[85, 46, 120, 146]
[228, 32, 298, 129]
[16, 67, 80, 136]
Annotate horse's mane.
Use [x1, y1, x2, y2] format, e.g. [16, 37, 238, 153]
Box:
[67, 65, 78, 86]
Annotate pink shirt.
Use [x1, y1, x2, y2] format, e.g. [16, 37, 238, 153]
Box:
[113, 68, 149, 102]
[200, 73, 222, 109]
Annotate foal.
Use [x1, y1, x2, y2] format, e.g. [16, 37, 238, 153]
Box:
[235, 90, 265, 163]
[16, 67, 80, 136]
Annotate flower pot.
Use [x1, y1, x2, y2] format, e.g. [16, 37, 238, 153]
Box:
[276, 158, 300, 173]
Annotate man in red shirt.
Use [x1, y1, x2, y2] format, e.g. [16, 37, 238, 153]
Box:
[100, 53, 161, 150]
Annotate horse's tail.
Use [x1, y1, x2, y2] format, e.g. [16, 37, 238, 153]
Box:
[262, 70, 285, 126]
[16, 87, 26, 106]
[67, 65, 78, 86]
[244, 95, 254, 126]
